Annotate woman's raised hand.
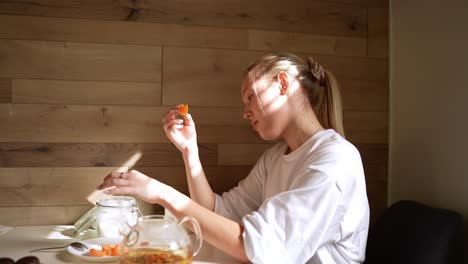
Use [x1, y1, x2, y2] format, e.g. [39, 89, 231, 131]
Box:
[162, 107, 198, 153]
[96, 170, 166, 204]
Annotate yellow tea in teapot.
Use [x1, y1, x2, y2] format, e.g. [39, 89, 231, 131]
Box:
[120, 248, 192, 264]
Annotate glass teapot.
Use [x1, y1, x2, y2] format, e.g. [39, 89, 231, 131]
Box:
[120, 215, 203, 264]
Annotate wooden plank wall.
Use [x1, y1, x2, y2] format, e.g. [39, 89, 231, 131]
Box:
[0, 0, 389, 226]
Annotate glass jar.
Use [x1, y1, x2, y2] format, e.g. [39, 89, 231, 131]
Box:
[74, 196, 141, 238]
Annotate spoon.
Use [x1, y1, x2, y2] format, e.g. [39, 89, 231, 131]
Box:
[30, 242, 88, 252]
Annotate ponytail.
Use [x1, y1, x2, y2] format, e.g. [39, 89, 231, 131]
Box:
[322, 69, 345, 137]
[306, 57, 345, 137]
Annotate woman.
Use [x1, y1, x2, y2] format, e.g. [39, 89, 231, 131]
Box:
[97, 53, 370, 263]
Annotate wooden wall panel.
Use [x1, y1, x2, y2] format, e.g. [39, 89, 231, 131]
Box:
[344, 111, 389, 144]
[0, 104, 387, 144]
[248, 30, 367, 57]
[139, 166, 253, 195]
[218, 143, 389, 183]
[0, 143, 217, 167]
[0, 167, 164, 214]
[358, 144, 389, 183]
[0, 15, 247, 50]
[0, 203, 159, 226]
[217, 141, 388, 196]
[0, 0, 367, 37]
[12, 79, 161, 106]
[331, 0, 388, 8]
[205, 166, 253, 194]
[0, 206, 92, 226]
[0, 0, 389, 226]
[367, 182, 388, 224]
[311, 54, 389, 82]
[0, 164, 382, 226]
[162, 47, 259, 107]
[364, 163, 388, 184]
[218, 144, 274, 166]
[163, 47, 388, 107]
[0, 78, 11, 103]
[0, 104, 166, 143]
[0, 167, 118, 206]
[0, 39, 161, 82]
[368, 7, 389, 58]
[357, 143, 389, 166]
[340, 79, 389, 111]
[0, 104, 259, 143]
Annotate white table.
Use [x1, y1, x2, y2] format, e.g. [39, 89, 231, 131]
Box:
[0, 226, 239, 264]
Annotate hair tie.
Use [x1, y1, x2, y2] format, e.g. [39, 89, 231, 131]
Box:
[308, 57, 326, 85]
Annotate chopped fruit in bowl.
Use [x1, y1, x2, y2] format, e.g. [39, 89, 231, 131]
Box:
[88, 243, 120, 257]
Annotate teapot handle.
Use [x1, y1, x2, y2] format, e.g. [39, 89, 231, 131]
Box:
[119, 222, 139, 247]
[179, 216, 203, 256]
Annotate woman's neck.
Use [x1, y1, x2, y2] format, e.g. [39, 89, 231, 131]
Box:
[282, 110, 324, 154]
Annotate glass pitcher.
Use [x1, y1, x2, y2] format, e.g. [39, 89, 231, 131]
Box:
[120, 215, 203, 264]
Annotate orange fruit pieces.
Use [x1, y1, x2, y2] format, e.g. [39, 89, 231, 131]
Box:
[102, 244, 111, 255]
[89, 248, 106, 257]
[110, 244, 120, 256]
[88, 243, 120, 257]
[178, 104, 189, 116]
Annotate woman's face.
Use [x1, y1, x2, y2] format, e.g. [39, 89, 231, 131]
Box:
[241, 76, 288, 140]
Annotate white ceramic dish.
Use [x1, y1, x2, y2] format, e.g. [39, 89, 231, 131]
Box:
[67, 237, 121, 262]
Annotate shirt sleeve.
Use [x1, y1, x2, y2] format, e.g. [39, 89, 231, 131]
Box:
[241, 150, 344, 263]
[214, 151, 267, 223]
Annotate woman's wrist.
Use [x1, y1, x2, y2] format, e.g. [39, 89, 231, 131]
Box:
[182, 147, 200, 166]
[158, 185, 191, 213]
[181, 143, 199, 158]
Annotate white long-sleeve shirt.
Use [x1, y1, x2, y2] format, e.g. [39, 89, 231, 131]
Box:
[214, 129, 369, 263]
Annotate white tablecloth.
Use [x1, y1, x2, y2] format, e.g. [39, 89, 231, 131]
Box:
[0, 225, 239, 264]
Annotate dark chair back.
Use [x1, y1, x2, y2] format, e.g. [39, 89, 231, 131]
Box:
[364, 200, 463, 264]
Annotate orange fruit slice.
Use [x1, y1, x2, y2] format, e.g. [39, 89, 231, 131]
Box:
[110, 244, 120, 256]
[178, 104, 189, 116]
[102, 244, 111, 255]
[88, 243, 120, 257]
[89, 248, 106, 257]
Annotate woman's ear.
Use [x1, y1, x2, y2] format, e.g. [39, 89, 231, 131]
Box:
[277, 71, 289, 95]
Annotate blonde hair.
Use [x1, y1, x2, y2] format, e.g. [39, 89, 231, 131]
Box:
[245, 53, 345, 137]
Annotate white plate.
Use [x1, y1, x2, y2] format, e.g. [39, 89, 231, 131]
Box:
[67, 237, 122, 262]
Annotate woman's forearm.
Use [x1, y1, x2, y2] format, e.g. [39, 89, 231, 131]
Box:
[183, 149, 215, 211]
[159, 188, 249, 263]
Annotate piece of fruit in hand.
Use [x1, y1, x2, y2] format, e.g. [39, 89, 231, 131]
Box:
[178, 104, 189, 116]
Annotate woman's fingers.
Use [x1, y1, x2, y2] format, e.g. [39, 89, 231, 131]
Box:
[97, 172, 130, 190]
[168, 124, 184, 132]
[108, 177, 130, 187]
[163, 118, 184, 133]
[95, 170, 163, 203]
[104, 185, 134, 196]
[111, 171, 126, 178]
[182, 113, 195, 127]
[162, 109, 179, 125]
